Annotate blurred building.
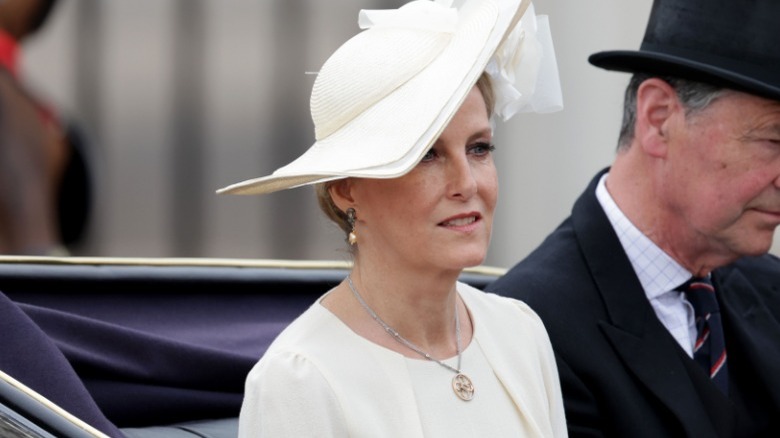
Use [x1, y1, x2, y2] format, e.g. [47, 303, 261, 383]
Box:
[19, 0, 780, 267]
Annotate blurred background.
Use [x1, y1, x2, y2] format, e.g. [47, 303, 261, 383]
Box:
[13, 0, 780, 267]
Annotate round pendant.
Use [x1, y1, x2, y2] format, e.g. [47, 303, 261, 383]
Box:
[452, 373, 475, 401]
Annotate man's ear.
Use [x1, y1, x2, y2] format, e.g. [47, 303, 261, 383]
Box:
[635, 78, 680, 158]
[328, 179, 356, 213]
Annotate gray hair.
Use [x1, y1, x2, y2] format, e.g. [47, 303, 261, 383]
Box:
[617, 74, 726, 151]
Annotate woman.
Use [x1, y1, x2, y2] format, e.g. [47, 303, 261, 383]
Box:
[219, 0, 566, 435]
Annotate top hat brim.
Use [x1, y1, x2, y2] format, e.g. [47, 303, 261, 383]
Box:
[589, 48, 780, 102]
[588, 48, 780, 100]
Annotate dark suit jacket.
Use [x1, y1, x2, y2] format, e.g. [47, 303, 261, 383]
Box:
[488, 170, 780, 437]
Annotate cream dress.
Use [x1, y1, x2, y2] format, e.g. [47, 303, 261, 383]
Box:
[238, 282, 567, 437]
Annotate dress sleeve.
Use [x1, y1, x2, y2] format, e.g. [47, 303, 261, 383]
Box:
[238, 349, 348, 437]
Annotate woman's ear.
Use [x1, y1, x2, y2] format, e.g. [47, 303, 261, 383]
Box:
[635, 78, 680, 158]
[328, 179, 356, 213]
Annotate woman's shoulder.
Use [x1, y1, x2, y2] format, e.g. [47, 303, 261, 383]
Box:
[263, 299, 342, 355]
[458, 282, 537, 315]
[457, 282, 546, 331]
[241, 304, 349, 436]
[247, 301, 347, 384]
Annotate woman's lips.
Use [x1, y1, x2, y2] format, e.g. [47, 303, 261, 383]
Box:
[439, 212, 482, 230]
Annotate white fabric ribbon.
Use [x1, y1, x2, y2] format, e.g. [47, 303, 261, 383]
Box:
[486, 3, 563, 120]
[358, 0, 457, 33]
[358, 0, 562, 120]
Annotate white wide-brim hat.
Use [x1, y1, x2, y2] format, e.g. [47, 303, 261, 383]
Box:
[218, 0, 561, 195]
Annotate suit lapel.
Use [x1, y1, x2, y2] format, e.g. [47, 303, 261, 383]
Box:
[572, 171, 734, 437]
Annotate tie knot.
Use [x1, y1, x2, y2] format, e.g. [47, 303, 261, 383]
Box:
[678, 276, 719, 315]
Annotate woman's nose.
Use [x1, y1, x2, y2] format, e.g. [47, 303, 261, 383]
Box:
[447, 156, 477, 199]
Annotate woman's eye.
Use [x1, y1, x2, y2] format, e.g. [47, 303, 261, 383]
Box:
[421, 149, 437, 162]
[469, 142, 496, 156]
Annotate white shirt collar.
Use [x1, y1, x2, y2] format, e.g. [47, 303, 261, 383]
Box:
[595, 173, 691, 298]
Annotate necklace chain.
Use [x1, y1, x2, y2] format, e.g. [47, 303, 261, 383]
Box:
[347, 275, 462, 374]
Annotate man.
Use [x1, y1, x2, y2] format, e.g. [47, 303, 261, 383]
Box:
[487, 0, 780, 436]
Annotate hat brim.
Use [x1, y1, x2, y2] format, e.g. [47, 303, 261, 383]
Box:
[218, 0, 530, 195]
[589, 48, 780, 102]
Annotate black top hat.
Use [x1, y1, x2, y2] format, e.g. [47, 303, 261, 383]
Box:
[588, 0, 780, 102]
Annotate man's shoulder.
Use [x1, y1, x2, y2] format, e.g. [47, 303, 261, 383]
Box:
[718, 253, 780, 290]
[731, 252, 780, 271]
[487, 216, 588, 301]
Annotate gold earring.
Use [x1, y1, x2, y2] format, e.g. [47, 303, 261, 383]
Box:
[347, 208, 357, 245]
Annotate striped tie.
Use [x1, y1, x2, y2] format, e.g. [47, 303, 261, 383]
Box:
[680, 277, 728, 395]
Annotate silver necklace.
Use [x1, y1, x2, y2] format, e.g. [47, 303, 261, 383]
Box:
[347, 275, 475, 401]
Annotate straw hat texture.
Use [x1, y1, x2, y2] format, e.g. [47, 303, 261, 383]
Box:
[218, 0, 561, 195]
